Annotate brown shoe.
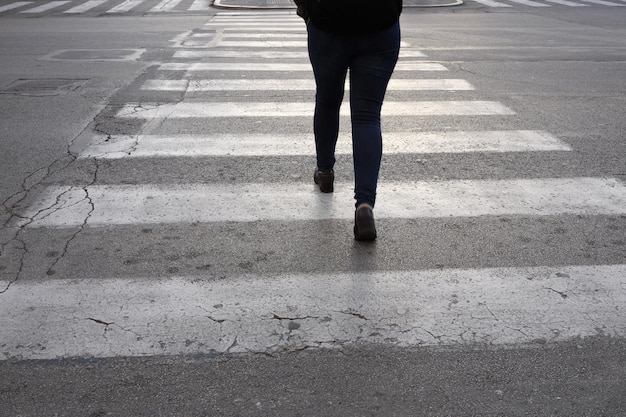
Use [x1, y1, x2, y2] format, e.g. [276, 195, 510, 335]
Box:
[354, 204, 376, 241]
[314, 169, 334, 193]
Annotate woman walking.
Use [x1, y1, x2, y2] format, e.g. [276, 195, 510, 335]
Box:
[296, 0, 403, 241]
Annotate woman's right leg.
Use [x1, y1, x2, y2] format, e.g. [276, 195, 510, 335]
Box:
[307, 23, 350, 173]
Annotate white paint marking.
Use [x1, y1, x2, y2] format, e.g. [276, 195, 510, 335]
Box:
[506, 0, 551, 6]
[203, 22, 304, 27]
[543, 0, 588, 5]
[0, 1, 33, 12]
[115, 101, 514, 119]
[188, 0, 210, 10]
[79, 131, 570, 159]
[578, 0, 624, 5]
[214, 41, 308, 48]
[16, 178, 626, 227]
[63, 0, 107, 13]
[106, 0, 144, 13]
[471, 0, 513, 6]
[215, 11, 293, 15]
[171, 50, 426, 59]
[20, 1, 70, 12]
[158, 62, 447, 72]
[141, 79, 190, 91]
[2, 265, 625, 359]
[149, 0, 184, 11]
[140, 78, 473, 92]
[172, 50, 311, 59]
[203, 40, 411, 48]
[208, 33, 306, 39]
[213, 27, 305, 31]
[211, 17, 303, 22]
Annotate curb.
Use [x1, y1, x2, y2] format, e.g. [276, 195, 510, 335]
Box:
[213, 0, 463, 9]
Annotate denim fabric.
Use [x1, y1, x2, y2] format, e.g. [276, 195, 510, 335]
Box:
[307, 21, 400, 208]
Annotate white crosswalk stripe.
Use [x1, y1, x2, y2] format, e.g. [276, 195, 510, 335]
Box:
[544, 0, 589, 5]
[78, 131, 571, 158]
[19, 0, 69, 13]
[16, 178, 626, 227]
[188, 0, 210, 10]
[80, 130, 570, 158]
[149, 0, 184, 12]
[471, 0, 513, 6]
[105, 0, 144, 13]
[3, 265, 625, 359]
[158, 61, 447, 71]
[140, 78, 475, 92]
[5, 12, 624, 360]
[115, 101, 515, 118]
[578, 0, 624, 5]
[171, 49, 428, 58]
[0, 1, 33, 12]
[63, 0, 107, 13]
[506, 0, 551, 6]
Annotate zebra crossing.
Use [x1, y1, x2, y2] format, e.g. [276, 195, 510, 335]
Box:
[0, 0, 624, 16]
[2, 12, 625, 360]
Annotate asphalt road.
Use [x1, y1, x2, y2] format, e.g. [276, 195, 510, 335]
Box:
[1, 2, 625, 416]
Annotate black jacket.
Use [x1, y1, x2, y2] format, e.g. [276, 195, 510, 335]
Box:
[296, 0, 402, 35]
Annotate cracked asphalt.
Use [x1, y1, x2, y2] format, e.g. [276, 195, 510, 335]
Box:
[1, 5, 626, 416]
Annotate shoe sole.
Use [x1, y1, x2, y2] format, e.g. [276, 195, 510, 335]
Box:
[354, 207, 377, 241]
[354, 225, 377, 241]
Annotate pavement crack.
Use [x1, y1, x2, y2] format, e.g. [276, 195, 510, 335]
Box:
[46, 159, 99, 276]
[473, 302, 499, 320]
[1, 105, 101, 289]
[226, 336, 238, 353]
[334, 309, 368, 320]
[544, 287, 568, 299]
[86, 317, 141, 339]
[0, 237, 27, 294]
[0, 154, 78, 292]
[271, 313, 320, 321]
[87, 317, 114, 326]
[1, 155, 75, 229]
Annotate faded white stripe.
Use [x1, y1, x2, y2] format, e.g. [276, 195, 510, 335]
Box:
[149, 0, 184, 11]
[2, 265, 625, 359]
[16, 178, 626, 228]
[115, 101, 514, 119]
[203, 22, 304, 27]
[215, 27, 306, 31]
[188, 0, 210, 10]
[506, 0, 551, 6]
[140, 79, 473, 92]
[171, 50, 427, 59]
[471, 0, 513, 6]
[213, 41, 308, 48]
[215, 11, 293, 16]
[158, 61, 446, 71]
[79, 131, 570, 159]
[106, 0, 144, 13]
[64, 0, 107, 13]
[20, 1, 70, 12]
[211, 18, 303, 22]
[213, 33, 306, 39]
[579, 0, 624, 5]
[0, 1, 33, 12]
[543, 0, 588, 5]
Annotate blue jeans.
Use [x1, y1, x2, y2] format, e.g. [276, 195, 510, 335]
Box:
[307, 21, 400, 208]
